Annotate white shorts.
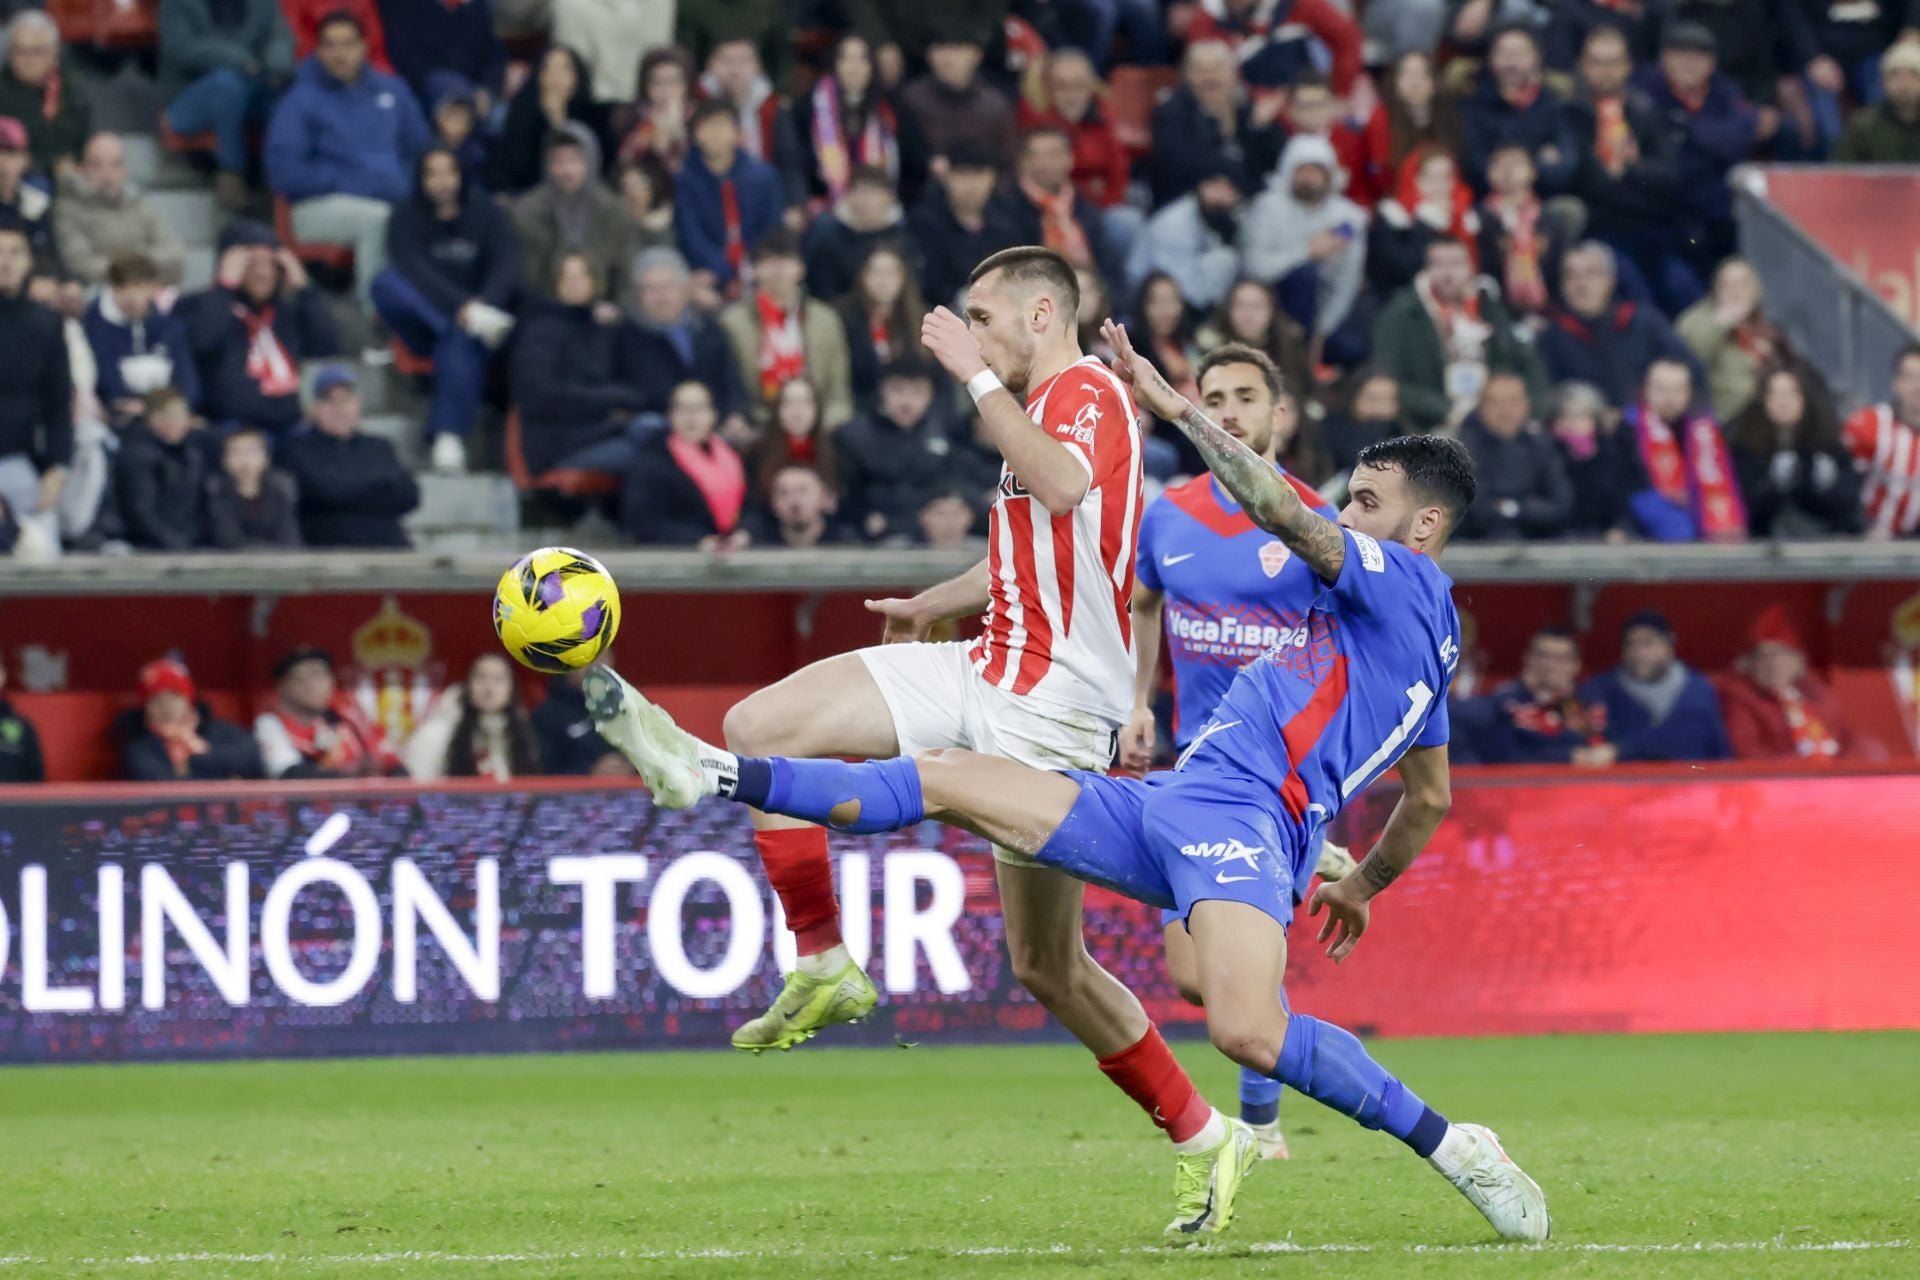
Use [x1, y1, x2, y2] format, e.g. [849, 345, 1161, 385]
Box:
[857, 641, 1121, 866]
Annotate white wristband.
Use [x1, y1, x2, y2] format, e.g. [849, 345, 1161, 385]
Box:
[966, 369, 1004, 405]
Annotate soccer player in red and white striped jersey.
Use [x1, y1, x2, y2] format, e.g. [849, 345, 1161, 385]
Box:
[1843, 346, 1920, 537]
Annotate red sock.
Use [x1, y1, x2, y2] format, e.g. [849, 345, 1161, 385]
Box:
[755, 826, 842, 955]
[1098, 1026, 1212, 1144]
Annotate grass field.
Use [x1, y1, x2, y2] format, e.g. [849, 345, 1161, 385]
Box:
[2, 1032, 1915, 1279]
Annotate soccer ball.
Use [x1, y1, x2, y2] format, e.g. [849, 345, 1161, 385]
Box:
[493, 547, 622, 673]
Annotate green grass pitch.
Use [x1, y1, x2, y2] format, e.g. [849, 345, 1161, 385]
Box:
[3, 1032, 1915, 1278]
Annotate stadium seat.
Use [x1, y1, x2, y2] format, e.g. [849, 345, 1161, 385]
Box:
[389, 337, 435, 378]
[156, 116, 218, 156]
[1107, 66, 1179, 156]
[273, 194, 355, 271]
[48, 0, 157, 50]
[504, 407, 620, 498]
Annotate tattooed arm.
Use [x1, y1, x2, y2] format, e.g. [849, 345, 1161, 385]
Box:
[1306, 744, 1453, 962]
[1100, 319, 1346, 583]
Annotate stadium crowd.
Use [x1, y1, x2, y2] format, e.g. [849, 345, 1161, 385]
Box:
[1, 0, 1919, 559]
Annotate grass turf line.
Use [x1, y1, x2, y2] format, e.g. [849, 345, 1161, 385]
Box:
[0, 1032, 1913, 1278]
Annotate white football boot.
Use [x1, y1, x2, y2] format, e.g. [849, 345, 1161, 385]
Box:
[1314, 840, 1359, 881]
[1431, 1123, 1551, 1242]
[581, 666, 713, 809]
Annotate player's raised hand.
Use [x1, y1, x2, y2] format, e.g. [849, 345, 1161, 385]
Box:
[1099, 319, 1186, 421]
[1309, 876, 1371, 963]
[865, 596, 933, 644]
[922, 306, 987, 382]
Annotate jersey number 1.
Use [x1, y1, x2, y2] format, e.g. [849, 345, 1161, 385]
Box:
[1339, 681, 1435, 800]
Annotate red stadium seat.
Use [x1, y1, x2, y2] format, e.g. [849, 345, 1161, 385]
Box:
[504, 407, 620, 498]
[156, 115, 218, 156]
[273, 194, 355, 271]
[47, 0, 157, 50]
[1106, 65, 1179, 156]
[389, 336, 434, 378]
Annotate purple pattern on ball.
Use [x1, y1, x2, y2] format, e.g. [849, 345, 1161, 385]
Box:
[536, 572, 568, 608]
[578, 602, 606, 640]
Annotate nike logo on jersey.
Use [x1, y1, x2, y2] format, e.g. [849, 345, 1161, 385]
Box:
[1162, 552, 1196, 566]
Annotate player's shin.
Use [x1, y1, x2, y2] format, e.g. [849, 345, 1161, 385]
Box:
[1238, 1066, 1281, 1127]
[1270, 1014, 1451, 1158]
[1097, 1025, 1220, 1148]
[753, 823, 842, 958]
[725, 755, 926, 834]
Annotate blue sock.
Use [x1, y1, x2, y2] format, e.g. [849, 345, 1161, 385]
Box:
[1238, 1065, 1281, 1126]
[1271, 1014, 1450, 1158]
[730, 756, 925, 835]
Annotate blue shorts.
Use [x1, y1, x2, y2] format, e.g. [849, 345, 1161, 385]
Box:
[1037, 768, 1306, 928]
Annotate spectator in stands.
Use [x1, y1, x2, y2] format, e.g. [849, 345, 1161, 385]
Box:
[702, 37, 789, 169]
[1803, 0, 1918, 107]
[1149, 40, 1283, 207]
[1720, 604, 1861, 759]
[900, 30, 1017, 175]
[55, 134, 184, 289]
[804, 165, 914, 302]
[1020, 47, 1128, 210]
[513, 126, 642, 301]
[284, 0, 390, 71]
[373, 147, 520, 475]
[838, 243, 929, 407]
[280, 364, 419, 547]
[1455, 373, 1572, 541]
[0, 650, 43, 782]
[121, 655, 264, 782]
[908, 139, 1023, 309]
[256, 645, 405, 779]
[1460, 25, 1575, 197]
[843, 1, 1008, 84]
[1671, 0, 1825, 157]
[1196, 277, 1311, 399]
[787, 34, 906, 209]
[1565, 25, 1691, 314]
[1729, 365, 1863, 537]
[720, 228, 853, 430]
[837, 357, 960, 542]
[1677, 258, 1798, 423]
[1475, 142, 1569, 324]
[184, 220, 338, 438]
[511, 251, 646, 477]
[678, 2, 786, 86]
[997, 127, 1125, 287]
[1371, 237, 1544, 434]
[1241, 134, 1367, 365]
[430, 82, 490, 193]
[1130, 272, 1202, 477]
[0, 219, 69, 556]
[623, 378, 750, 547]
[1129, 168, 1244, 314]
[1368, 147, 1479, 298]
[674, 99, 785, 293]
[113, 389, 209, 552]
[751, 376, 839, 497]
[615, 46, 694, 173]
[1278, 73, 1371, 209]
[1537, 242, 1699, 409]
[1835, 38, 1920, 163]
[918, 488, 980, 548]
[1579, 611, 1732, 762]
[1625, 358, 1749, 542]
[1545, 381, 1647, 541]
[265, 10, 429, 310]
[403, 652, 541, 782]
[618, 155, 676, 254]
[378, 0, 505, 128]
[0, 117, 57, 274]
[0, 11, 89, 180]
[1188, 0, 1364, 95]
[84, 253, 201, 427]
[1359, 51, 1463, 209]
[1323, 371, 1409, 485]
[1635, 23, 1755, 279]
[745, 463, 853, 548]
[492, 45, 608, 195]
[1454, 626, 1616, 766]
[158, 0, 294, 211]
[1844, 345, 1920, 538]
[556, 0, 672, 107]
[205, 427, 302, 549]
[621, 246, 748, 423]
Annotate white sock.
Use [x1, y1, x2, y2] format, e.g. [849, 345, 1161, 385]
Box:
[1428, 1124, 1477, 1176]
[796, 943, 849, 979]
[1172, 1108, 1228, 1155]
[697, 741, 739, 798]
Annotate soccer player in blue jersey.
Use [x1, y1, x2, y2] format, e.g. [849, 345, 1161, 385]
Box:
[585, 322, 1550, 1243]
[1121, 343, 1359, 1161]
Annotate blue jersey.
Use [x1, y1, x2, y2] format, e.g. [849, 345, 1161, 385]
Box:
[1136, 471, 1339, 748]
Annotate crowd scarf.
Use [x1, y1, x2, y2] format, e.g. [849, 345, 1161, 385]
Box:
[1020, 178, 1094, 268]
[269, 696, 392, 775]
[869, 312, 893, 362]
[720, 176, 745, 276]
[1502, 77, 1541, 112]
[756, 291, 805, 402]
[1733, 318, 1777, 366]
[810, 75, 898, 200]
[1487, 190, 1546, 312]
[1393, 148, 1477, 261]
[668, 431, 747, 532]
[1666, 73, 1708, 114]
[618, 110, 688, 171]
[238, 302, 299, 397]
[1632, 402, 1748, 541]
[1594, 96, 1632, 170]
[1779, 685, 1841, 758]
[39, 66, 59, 121]
[1414, 269, 1483, 348]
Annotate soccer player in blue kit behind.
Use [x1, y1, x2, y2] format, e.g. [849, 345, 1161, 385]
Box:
[585, 321, 1550, 1243]
[1121, 342, 1360, 1161]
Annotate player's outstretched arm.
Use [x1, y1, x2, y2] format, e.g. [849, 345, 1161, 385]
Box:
[1309, 744, 1453, 961]
[865, 557, 990, 643]
[1100, 319, 1345, 583]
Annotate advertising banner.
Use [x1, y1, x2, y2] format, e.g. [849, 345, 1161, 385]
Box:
[0, 770, 1916, 1064]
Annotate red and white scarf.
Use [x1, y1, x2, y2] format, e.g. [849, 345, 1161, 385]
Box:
[667, 433, 747, 533]
[1780, 685, 1841, 758]
[1020, 178, 1094, 269]
[1594, 96, 1632, 171]
[756, 291, 805, 403]
[1633, 403, 1748, 542]
[1487, 192, 1546, 313]
[238, 303, 299, 398]
[720, 177, 746, 276]
[810, 75, 898, 201]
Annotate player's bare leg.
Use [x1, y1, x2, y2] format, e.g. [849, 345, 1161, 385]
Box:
[1165, 919, 1288, 1160]
[1186, 900, 1550, 1242]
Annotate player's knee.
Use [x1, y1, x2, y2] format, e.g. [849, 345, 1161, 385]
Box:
[1006, 937, 1083, 1007]
[722, 696, 784, 755]
[1206, 1009, 1287, 1074]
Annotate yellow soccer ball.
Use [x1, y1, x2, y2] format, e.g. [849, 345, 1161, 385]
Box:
[493, 547, 622, 673]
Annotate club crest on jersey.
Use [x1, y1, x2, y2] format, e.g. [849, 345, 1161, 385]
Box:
[1259, 542, 1291, 578]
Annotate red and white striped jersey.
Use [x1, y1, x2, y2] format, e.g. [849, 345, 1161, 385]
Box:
[1844, 405, 1920, 536]
[970, 355, 1144, 724]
